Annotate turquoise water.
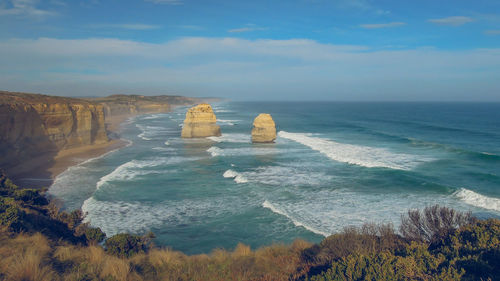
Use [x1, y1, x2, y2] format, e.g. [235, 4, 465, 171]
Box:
[49, 102, 500, 254]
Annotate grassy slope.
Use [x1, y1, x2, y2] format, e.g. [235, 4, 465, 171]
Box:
[0, 170, 499, 281]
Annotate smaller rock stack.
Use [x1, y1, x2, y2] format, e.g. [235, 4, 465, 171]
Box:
[251, 113, 276, 143]
[181, 103, 221, 138]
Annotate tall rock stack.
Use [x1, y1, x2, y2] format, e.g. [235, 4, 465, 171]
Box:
[251, 113, 276, 143]
[181, 103, 221, 138]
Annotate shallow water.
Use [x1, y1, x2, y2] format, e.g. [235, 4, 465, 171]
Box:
[49, 102, 500, 254]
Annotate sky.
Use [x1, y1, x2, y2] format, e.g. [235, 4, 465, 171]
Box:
[1, 0, 500, 101]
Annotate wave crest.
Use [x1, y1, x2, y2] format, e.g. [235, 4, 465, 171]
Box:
[453, 188, 500, 212]
[262, 200, 329, 237]
[223, 169, 248, 183]
[278, 131, 428, 170]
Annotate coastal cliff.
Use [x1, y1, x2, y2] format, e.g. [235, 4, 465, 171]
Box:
[0, 91, 201, 186]
[181, 103, 221, 138]
[0, 91, 109, 182]
[89, 94, 199, 118]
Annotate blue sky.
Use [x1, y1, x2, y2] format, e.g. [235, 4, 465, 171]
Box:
[1, 0, 500, 100]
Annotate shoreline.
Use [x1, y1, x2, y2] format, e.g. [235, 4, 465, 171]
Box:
[21, 105, 190, 189]
[12, 114, 135, 189]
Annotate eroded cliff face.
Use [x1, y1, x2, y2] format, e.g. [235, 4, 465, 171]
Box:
[0, 91, 109, 176]
[181, 103, 221, 138]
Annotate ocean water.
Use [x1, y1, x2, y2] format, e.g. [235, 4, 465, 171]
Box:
[48, 102, 500, 254]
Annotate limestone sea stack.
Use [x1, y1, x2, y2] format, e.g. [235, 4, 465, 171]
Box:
[251, 113, 276, 143]
[181, 103, 221, 138]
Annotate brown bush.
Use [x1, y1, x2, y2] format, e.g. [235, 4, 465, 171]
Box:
[399, 204, 475, 243]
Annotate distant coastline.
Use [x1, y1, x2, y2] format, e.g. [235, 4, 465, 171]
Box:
[0, 91, 202, 189]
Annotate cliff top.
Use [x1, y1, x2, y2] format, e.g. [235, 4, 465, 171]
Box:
[187, 103, 215, 113]
[0, 91, 202, 107]
[0, 91, 93, 106]
[253, 113, 276, 126]
[88, 94, 200, 106]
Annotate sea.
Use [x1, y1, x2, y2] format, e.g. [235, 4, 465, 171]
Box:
[48, 102, 500, 254]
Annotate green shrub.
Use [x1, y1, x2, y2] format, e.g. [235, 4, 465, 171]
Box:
[0, 171, 18, 190]
[105, 233, 147, 258]
[85, 227, 106, 243]
[310, 244, 464, 281]
[57, 209, 84, 229]
[0, 205, 24, 231]
[13, 189, 48, 205]
[435, 218, 500, 280]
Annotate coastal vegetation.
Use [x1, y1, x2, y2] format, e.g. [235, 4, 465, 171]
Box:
[0, 170, 499, 280]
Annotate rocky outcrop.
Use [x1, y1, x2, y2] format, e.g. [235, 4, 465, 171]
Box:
[181, 104, 221, 138]
[0, 91, 109, 178]
[251, 113, 276, 143]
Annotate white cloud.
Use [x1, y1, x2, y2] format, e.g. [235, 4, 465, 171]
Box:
[89, 23, 162, 30]
[144, 0, 182, 5]
[0, 0, 56, 17]
[484, 30, 500, 35]
[427, 16, 474, 26]
[359, 22, 406, 29]
[0, 37, 499, 100]
[228, 25, 267, 33]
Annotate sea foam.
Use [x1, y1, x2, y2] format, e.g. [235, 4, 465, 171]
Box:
[207, 133, 250, 143]
[454, 188, 500, 212]
[262, 200, 329, 237]
[207, 146, 280, 157]
[224, 166, 332, 186]
[278, 131, 427, 170]
[81, 195, 248, 237]
[223, 169, 248, 183]
[96, 156, 200, 190]
[217, 119, 241, 126]
[136, 124, 177, 141]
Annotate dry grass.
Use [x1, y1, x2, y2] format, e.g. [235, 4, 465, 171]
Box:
[232, 243, 252, 258]
[0, 233, 56, 281]
[0, 232, 311, 281]
[147, 248, 186, 268]
[100, 256, 131, 281]
[6, 249, 56, 281]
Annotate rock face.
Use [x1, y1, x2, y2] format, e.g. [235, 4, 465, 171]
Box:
[181, 103, 221, 138]
[0, 91, 109, 176]
[251, 113, 276, 143]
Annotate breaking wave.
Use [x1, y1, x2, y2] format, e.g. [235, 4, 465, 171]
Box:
[207, 133, 250, 143]
[207, 146, 280, 157]
[223, 169, 248, 183]
[223, 166, 332, 186]
[453, 188, 500, 212]
[278, 131, 429, 170]
[217, 119, 241, 126]
[262, 200, 329, 237]
[82, 196, 246, 237]
[96, 157, 200, 190]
